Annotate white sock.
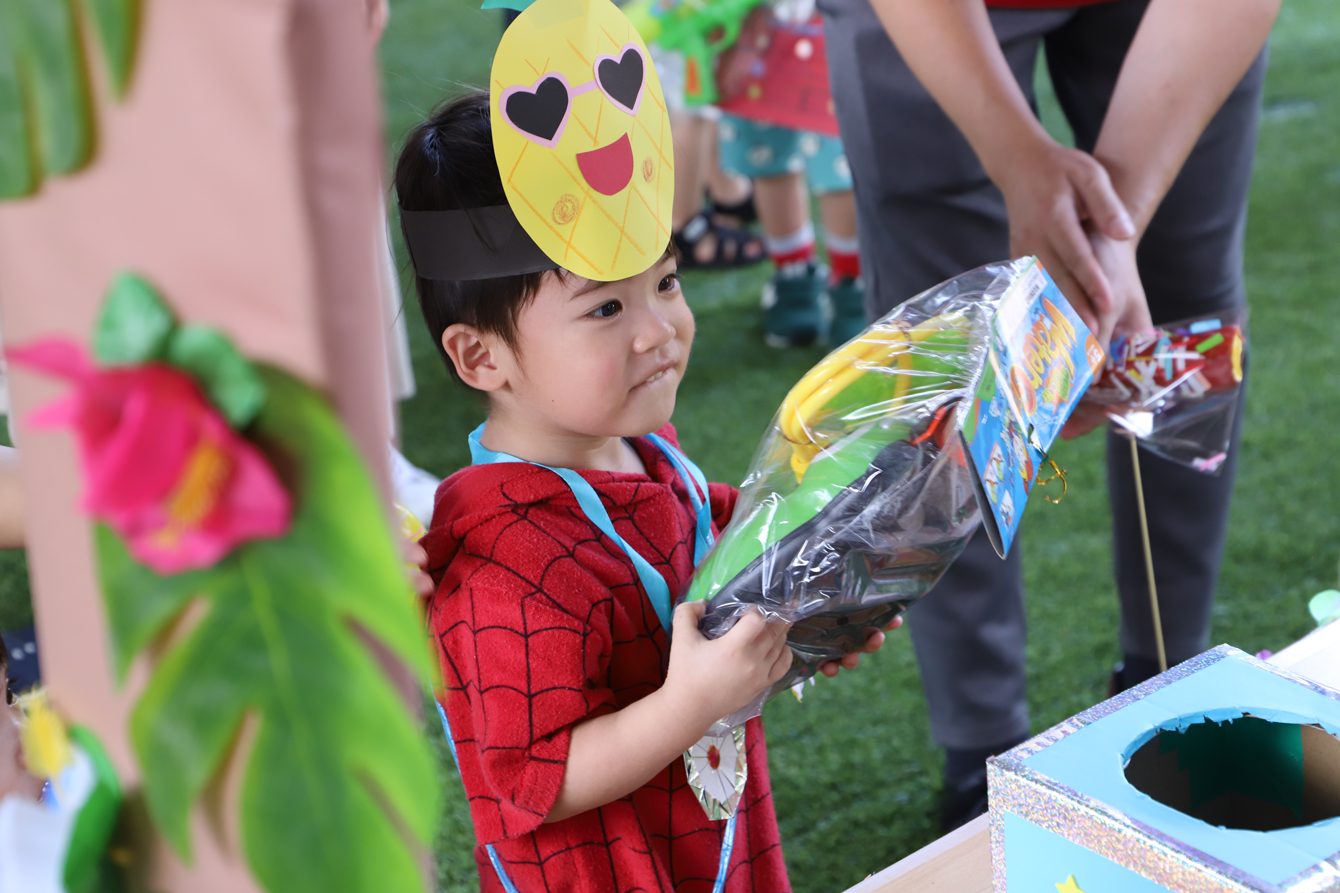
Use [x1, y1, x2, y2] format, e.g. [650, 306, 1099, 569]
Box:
[764, 222, 815, 258]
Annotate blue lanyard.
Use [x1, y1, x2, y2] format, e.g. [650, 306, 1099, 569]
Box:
[646, 432, 714, 568]
[439, 426, 737, 892]
[467, 425, 714, 632]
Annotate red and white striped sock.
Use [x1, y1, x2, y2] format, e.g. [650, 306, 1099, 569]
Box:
[826, 231, 861, 283]
[765, 223, 816, 271]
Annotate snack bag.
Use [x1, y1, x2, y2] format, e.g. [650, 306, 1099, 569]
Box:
[1082, 311, 1246, 472]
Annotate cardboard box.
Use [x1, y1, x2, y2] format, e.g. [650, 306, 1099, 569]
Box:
[988, 646, 1340, 891]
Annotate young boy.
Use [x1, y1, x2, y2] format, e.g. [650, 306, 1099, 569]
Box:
[398, 91, 798, 892]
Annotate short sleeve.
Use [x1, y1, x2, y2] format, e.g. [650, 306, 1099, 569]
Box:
[708, 482, 739, 535]
[433, 505, 627, 842]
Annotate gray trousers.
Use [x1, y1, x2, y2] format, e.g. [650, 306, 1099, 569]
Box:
[818, 0, 1267, 749]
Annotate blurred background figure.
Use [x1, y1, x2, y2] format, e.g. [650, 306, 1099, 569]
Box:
[819, 0, 1278, 830]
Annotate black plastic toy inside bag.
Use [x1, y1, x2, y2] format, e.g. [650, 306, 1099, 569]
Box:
[683, 260, 1045, 734]
[1081, 309, 1247, 473]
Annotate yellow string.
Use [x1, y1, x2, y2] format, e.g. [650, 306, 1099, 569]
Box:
[1129, 437, 1168, 672]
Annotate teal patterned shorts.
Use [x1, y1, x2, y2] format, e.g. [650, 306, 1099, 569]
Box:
[717, 114, 852, 195]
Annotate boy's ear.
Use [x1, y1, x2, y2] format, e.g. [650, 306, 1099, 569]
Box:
[442, 324, 508, 392]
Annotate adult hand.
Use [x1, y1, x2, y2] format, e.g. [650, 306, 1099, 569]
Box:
[1090, 229, 1154, 344]
[992, 138, 1136, 342]
[1061, 229, 1154, 440]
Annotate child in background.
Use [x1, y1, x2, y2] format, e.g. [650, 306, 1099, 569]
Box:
[714, 1, 866, 348]
[395, 92, 888, 891]
[0, 637, 40, 804]
[669, 108, 767, 269]
[720, 129, 864, 348]
[0, 349, 39, 692]
[652, 41, 766, 269]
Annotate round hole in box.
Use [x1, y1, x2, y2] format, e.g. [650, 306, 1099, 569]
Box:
[1124, 715, 1340, 832]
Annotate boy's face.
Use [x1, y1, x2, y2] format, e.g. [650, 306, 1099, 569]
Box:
[498, 253, 693, 440]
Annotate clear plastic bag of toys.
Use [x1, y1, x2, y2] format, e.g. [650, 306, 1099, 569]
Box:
[1080, 309, 1247, 473]
[685, 259, 1042, 733]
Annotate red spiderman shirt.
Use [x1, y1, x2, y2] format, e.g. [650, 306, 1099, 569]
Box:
[422, 426, 791, 892]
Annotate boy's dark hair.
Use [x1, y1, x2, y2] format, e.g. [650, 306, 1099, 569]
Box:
[394, 91, 551, 383]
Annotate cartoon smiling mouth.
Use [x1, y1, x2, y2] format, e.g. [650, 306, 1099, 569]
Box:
[576, 132, 634, 196]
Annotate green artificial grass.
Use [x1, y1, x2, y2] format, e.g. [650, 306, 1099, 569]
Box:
[1, 2, 1336, 891]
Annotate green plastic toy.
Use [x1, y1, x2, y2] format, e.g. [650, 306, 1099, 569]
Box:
[625, 0, 763, 105]
[684, 263, 1064, 734]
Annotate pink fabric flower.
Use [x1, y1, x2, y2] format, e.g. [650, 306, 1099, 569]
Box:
[10, 340, 291, 574]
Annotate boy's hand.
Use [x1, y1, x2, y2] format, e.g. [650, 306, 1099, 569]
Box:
[817, 614, 903, 678]
[663, 602, 792, 728]
[551, 603, 788, 820]
[403, 541, 433, 597]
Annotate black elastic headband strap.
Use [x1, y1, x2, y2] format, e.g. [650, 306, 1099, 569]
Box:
[399, 205, 559, 281]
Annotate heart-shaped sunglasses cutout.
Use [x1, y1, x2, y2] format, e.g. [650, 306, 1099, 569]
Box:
[500, 45, 648, 146]
[594, 45, 645, 114]
[502, 76, 571, 147]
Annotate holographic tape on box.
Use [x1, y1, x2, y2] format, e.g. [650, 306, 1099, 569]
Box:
[988, 645, 1340, 892]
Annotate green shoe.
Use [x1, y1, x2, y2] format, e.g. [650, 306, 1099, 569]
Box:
[762, 262, 829, 348]
[827, 276, 869, 346]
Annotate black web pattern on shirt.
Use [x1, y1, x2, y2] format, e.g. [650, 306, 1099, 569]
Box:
[436, 458, 783, 891]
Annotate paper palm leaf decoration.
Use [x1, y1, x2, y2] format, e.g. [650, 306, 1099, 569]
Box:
[14, 276, 439, 893]
[0, 0, 139, 198]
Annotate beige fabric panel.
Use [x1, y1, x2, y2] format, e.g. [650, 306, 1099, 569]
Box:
[0, 0, 398, 888]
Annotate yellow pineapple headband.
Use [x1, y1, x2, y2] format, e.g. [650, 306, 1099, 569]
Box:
[401, 0, 675, 283]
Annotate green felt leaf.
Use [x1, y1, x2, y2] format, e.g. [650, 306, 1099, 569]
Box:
[79, 0, 138, 98]
[97, 366, 437, 893]
[93, 272, 176, 365]
[64, 726, 123, 893]
[97, 524, 212, 682]
[15, 0, 93, 177]
[0, 5, 37, 199]
[168, 325, 266, 429]
[0, 0, 140, 199]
